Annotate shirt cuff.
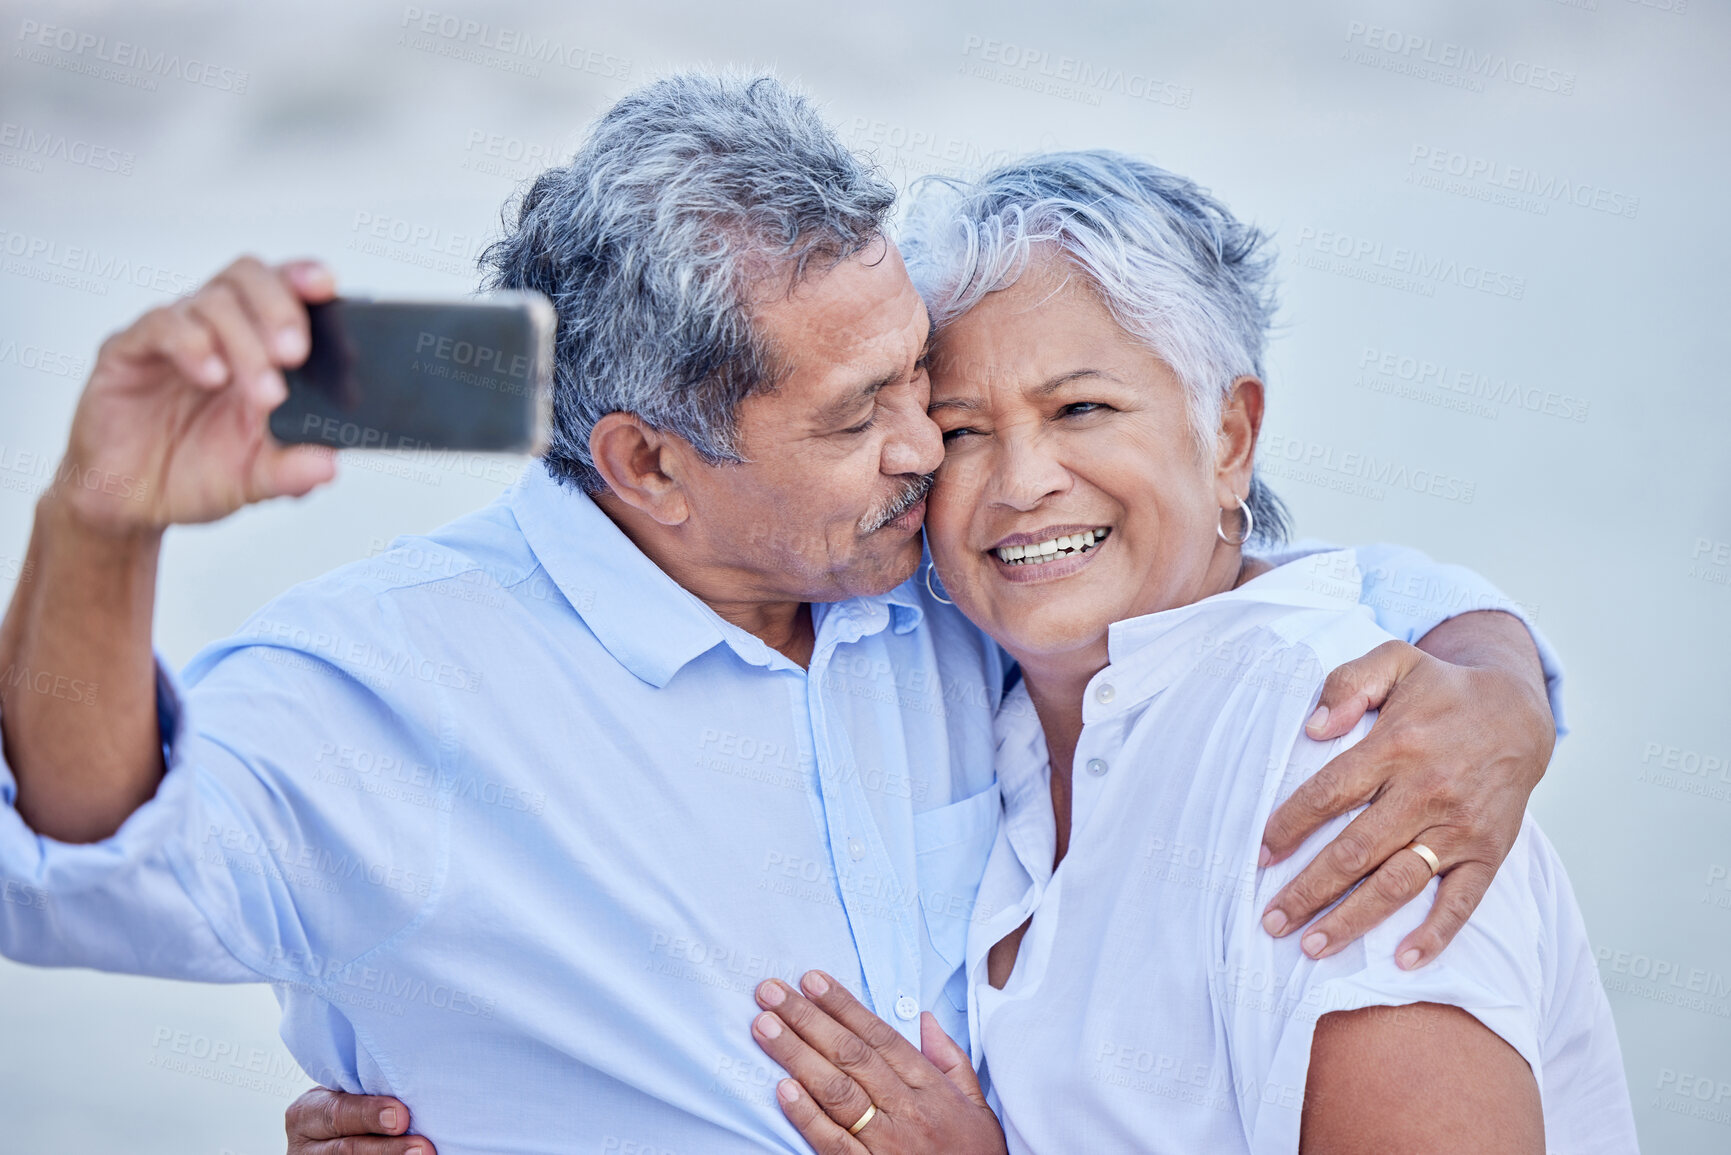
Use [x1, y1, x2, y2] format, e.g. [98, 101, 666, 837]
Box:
[0, 651, 195, 891]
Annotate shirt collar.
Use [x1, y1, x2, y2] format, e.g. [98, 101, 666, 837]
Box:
[505, 461, 928, 686]
[1088, 549, 1367, 722]
[506, 460, 726, 688]
[880, 575, 927, 636]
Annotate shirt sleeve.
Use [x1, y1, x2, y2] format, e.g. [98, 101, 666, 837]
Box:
[1219, 715, 1621, 1155]
[0, 634, 447, 988]
[1266, 539, 1567, 736]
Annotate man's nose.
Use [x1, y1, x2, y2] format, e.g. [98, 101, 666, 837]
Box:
[881, 393, 944, 479]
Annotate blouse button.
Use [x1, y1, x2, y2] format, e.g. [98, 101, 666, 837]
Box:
[895, 995, 920, 1021]
[1086, 758, 1109, 777]
[1094, 683, 1116, 704]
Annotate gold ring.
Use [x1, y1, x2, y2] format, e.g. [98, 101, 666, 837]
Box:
[847, 1103, 877, 1136]
[1407, 842, 1441, 877]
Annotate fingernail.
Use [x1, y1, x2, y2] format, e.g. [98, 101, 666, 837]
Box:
[404, 1146, 425, 1155]
[379, 1105, 399, 1131]
[778, 1079, 801, 1103]
[1302, 931, 1329, 958]
[1306, 705, 1329, 734]
[1398, 948, 1423, 971]
[275, 328, 306, 362]
[802, 971, 829, 997]
[256, 367, 285, 399]
[200, 355, 226, 384]
[1261, 909, 1287, 936]
[757, 980, 785, 1007]
[756, 1013, 782, 1040]
[1257, 844, 1272, 868]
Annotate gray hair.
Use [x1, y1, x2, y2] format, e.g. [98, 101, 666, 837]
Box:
[899, 150, 1290, 545]
[480, 72, 896, 493]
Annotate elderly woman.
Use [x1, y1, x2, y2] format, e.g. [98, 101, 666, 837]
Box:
[748, 153, 1638, 1154]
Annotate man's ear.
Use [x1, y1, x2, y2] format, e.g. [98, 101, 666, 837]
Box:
[1215, 375, 1265, 505]
[589, 413, 692, 527]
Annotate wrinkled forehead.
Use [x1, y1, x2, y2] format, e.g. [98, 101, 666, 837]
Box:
[750, 238, 931, 401]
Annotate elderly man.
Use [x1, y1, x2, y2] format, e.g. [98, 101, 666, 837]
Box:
[0, 74, 1557, 1154]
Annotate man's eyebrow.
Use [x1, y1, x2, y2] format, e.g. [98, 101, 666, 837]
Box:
[1034, 368, 1120, 396]
[815, 373, 894, 427]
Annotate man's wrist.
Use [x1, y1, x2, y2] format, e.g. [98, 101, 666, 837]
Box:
[1414, 611, 1546, 696]
[38, 482, 165, 558]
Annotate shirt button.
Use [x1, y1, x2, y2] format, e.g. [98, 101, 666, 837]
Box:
[848, 838, 866, 862]
[1094, 683, 1116, 704]
[1086, 758, 1108, 777]
[894, 995, 920, 1022]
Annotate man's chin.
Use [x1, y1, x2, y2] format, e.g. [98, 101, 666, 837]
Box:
[842, 536, 924, 599]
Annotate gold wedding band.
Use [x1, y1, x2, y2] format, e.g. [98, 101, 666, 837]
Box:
[1407, 842, 1441, 877]
[848, 1103, 877, 1136]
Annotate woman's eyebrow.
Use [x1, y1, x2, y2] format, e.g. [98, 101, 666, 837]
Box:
[927, 397, 979, 414]
[1035, 368, 1121, 396]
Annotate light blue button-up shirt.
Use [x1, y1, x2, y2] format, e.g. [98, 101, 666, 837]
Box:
[0, 462, 1559, 1154]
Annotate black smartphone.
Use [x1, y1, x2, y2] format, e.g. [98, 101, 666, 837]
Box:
[270, 292, 556, 454]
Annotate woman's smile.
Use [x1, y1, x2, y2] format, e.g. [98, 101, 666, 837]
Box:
[987, 525, 1113, 584]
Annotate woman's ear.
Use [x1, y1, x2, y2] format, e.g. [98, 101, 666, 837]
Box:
[589, 413, 692, 527]
[1215, 375, 1265, 505]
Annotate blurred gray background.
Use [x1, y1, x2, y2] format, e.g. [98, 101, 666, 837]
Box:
[1, 0, 1727, 1151]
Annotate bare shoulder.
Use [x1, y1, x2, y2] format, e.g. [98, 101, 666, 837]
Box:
[1300, 1002, 1543, 1155]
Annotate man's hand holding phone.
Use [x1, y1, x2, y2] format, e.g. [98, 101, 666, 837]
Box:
[57, 255, 340, 536]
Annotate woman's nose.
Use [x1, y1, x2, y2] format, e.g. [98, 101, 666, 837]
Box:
[990, 432, 1070, 511]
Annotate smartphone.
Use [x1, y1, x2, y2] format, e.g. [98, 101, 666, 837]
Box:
[270, 292, 556, 454]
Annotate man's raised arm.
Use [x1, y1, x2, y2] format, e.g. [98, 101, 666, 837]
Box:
[0, 257, 337, 843]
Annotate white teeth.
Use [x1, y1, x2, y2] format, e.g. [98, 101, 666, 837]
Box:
[992, 528, 1111, 566]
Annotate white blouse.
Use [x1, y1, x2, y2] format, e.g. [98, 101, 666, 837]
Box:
[965, 551, 1637, 1154]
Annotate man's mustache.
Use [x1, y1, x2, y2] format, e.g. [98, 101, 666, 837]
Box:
[860, 474, 934, 535]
